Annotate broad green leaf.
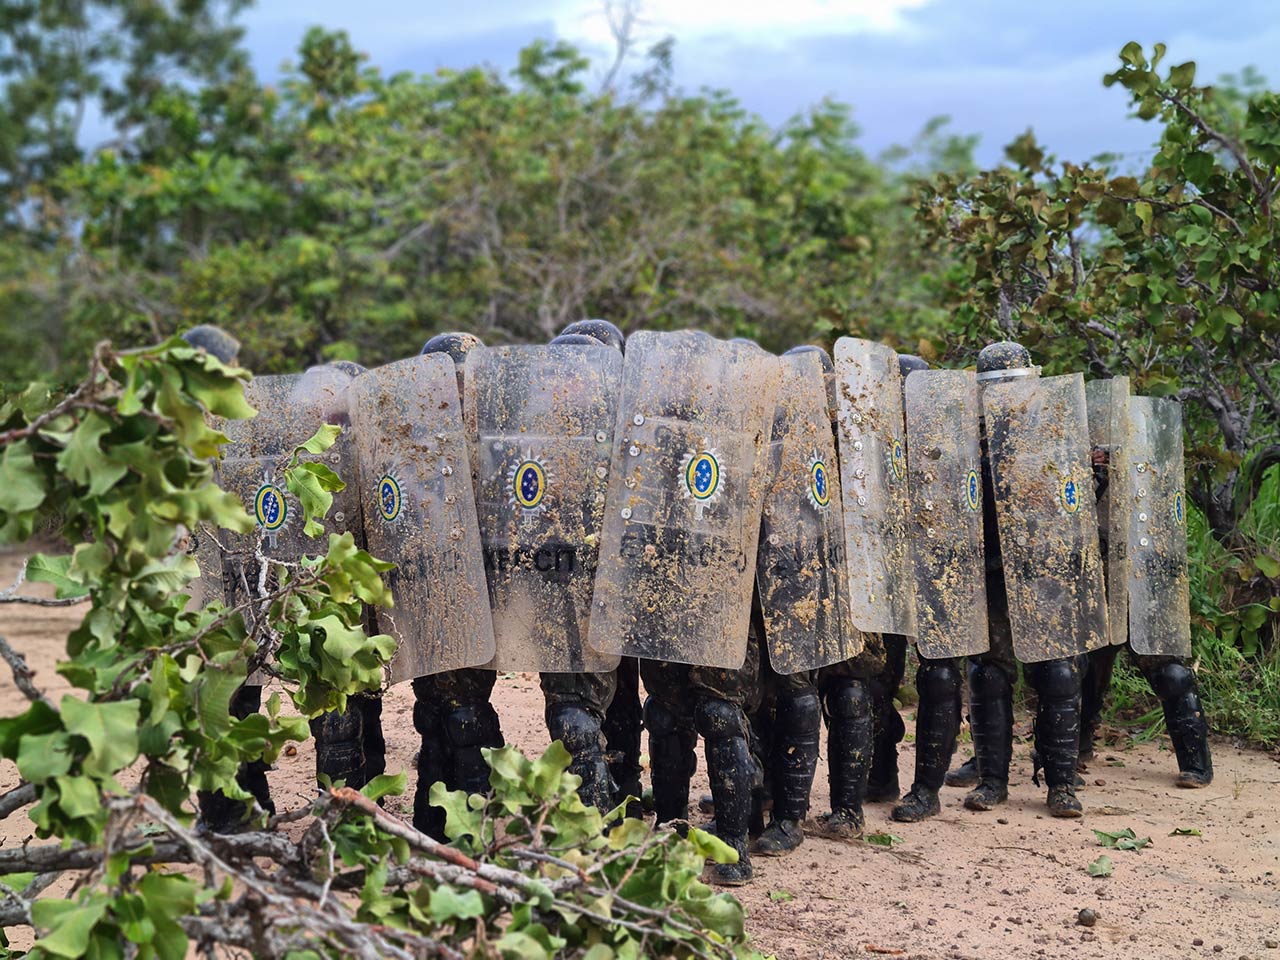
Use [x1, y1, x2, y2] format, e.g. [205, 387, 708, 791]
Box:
[361, 771, 407, 802]
[295, 424, 342, 456]
[865, 832, 905, 847]
[1087, 855, 1113, 877]
[60, 696, 141, 778]
[0, 440, 46, 513]
[31, 897, 110, 958]
[769, 888, 795, 902]
[25, 553, 89, 599]
[429, 885, 486, 922]
[1170, 827, 1202, 837]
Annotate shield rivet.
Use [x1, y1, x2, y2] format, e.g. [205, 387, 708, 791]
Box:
[854, 468, 866, 479]
[1137, 463, 1147, 473]
[334, 512, 345, 524]
[633, 413, 645, 426]
[596, 466, 608, 479]
[620, 507, 633, 520]
[1139, 512, 1148, 522]
[1138, 488, 1147, 498]
[857, 495, 867, 506]
[926, 527, 936, 538]
[923, 500, 935, 511]
[492, 441, 503, 451]
[441, 464, 453, 476]
[629, 445, 640, 457]
[595, 431, 608, 443]
[1140, 536, 1150, 546]
[1016, 535, 1028, 547]
[853, 440, 864, 452]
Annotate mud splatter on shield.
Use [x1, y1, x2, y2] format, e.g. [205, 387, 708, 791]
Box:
[587, 331, 780, 669]
[466, 343, 622, 673]
[1085, 377, 1133, 647]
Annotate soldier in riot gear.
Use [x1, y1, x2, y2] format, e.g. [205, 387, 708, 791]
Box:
[963, 341, 1109, 818]
[562, 318, 626, 353]
[588, 331, 780, 886]
[181, 324, 241, 365]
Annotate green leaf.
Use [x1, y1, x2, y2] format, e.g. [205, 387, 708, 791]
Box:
[865, 832, 905, 847]
[60, 696, 141, 778]
[1254, 554, 1280, 579]
[16, 731, 74, 782]
[0, 440, 47, 513]
[31, 897, 110, 958]
[0, 872, 36, 894]
[25, 553, 89, 599]
[687, 826, 737, 863]
[768, 888, 795, 902]
[361, 771, 407, 802]
[1168, 61, 1196, 89]
[295, 424, 342, 456]
[1087, 855, 1114, 877]
[429, 885, 486, 922]
[1170, 827, 1202, 837]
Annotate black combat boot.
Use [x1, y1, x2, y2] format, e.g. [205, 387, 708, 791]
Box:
[645, 697, 697, 828]
[944, 754, 979, 788]
[893, 659, 962, 823]
[443, 699, 505, 798]
[1146, 660, 1214, 787]
[867, 635, 907, 802]
[1028, 658, 1083, 818]
[811, 679, 871, 840]
[696, 698, 755, 886]
[755, 688, 820, 856]
[964, 661, 1012, 811]
[547, 702, 617, 812]
[311, 704, 366, 788]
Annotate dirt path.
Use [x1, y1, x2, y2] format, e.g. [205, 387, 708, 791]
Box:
[1, 549, 1278, 958]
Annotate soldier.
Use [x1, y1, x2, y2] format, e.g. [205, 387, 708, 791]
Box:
[587, 331, 780, 885]
[964, 341, 1109, 818]
[181, 324, 241, 365]
[1080, 386, 1211, 787]
[467, 330, 624, 813]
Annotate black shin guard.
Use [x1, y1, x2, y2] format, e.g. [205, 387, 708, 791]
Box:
[547, 702, 616, 812]
[645, 696, 696, 825]
[770, 688, 821, 822]
[824, 679, 872, 818]
[443, 700, 504, 797]
[1146, 660, 1213, 784]
[311, 705, 365, 788]
[696, 698, 754, 884]
[966, 660, 1013, 797]
[913, 659, 963, 792]
[1027, 657, 1082, 790]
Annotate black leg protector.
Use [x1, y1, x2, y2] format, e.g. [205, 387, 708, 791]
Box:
[695, 697, 754, 885]
[768, 688, 821, 822]
[603, 658, 644, 811]
[1144, 659, 1213, 786]
[354, 692, 386, 782]
[547, 702, 616, 811]
[1026, 657, 1082, 789]
[412, 684, 449, 839]
[644, 696, 696, 826]
[824, 678, 873, 820]
[868, 636, 908, 799]
[199, 685, 274, 832]
[311, 705, 365, 788]
[912, 659, 963, 792]
[964, 660, 1013, 810]
[442, 700, 504, 797]
[1080, 646, 1120, 761]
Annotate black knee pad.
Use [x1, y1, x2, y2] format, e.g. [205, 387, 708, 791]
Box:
[547, 703, 604, 756]
[968, 659, 1012, 699]
[917, 660, 962, 704]
[643, 695, 681, 738]
[442, 700, 502, 749]
[825, 679, 871, 721]
[1144, 659, 1195, 701]
[695, 697, 747, 741]
[1028, 657, 1080, 702]
[775, 688, 821, 735]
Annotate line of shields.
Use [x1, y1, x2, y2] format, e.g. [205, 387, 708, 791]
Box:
[191, 330, 1192, 689]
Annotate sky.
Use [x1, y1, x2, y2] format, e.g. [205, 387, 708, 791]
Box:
[238, 0, 1280, 167]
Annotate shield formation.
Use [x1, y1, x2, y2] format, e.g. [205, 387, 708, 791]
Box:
[587, 331, 780, 669]
[755, 350, 863, 675]
[833, 337, 917, 636]
[982, 373, 1109, 663]
[1126, 396, 1191, 657]
[467, 343, 622, 673]
[1085, 377, 1133, 647]
[904, 369, 988, 660]
[348, 355, 495, 683]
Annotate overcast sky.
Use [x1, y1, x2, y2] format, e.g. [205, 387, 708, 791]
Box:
[238, 0, 1279, 167]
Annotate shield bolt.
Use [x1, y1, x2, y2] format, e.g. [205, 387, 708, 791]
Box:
[441, 465, 453, 476]
[1138, 488, 1147, 498]
[595, 431, 608, 443]
[629, 445, 640, 457]
[1137, 463, 1147, 473]
[854, 468, 866, 479]
[620, 507, 633, 520]
[1140, 536, 1150, 546]
[334, 512, 345, 524]
[926, 527, 936, 538]
[923, 500, 935, 511]
[853, 440, 864, 452]
[857, 495, 867, 506]
[1139, 512, 1148, 522]
[596, 466, 608, 479]
[633, 413, 645, 426]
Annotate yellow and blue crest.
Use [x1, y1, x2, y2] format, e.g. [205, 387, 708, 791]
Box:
[377, 474, 402, 523]
[1059, 474, 1081, 514]
[509, 457, 549, 511]
[806, 451, 831, 510]
[681, 448, 722, 504]
[1173, 490, 1186, 525]
[965, 468, 980, 512]
[890, 437, 906, 481]
[253, 483, 288, 532]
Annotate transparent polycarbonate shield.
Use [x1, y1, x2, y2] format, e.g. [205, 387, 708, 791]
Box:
[833, 337, 917, 636]
[904, 370, 989, 660]
[1085, 377, 1133, 646]
[755, 351, 864, 674]
[466, 343, 622, 673]
[586, 331, 781, 669]
[349, 355, 495, 682]
[217, 367, 368, 681]
[1127, 396, 1191, 657]
[187, 523, 226, 609]
[982, 373, 1109, 663]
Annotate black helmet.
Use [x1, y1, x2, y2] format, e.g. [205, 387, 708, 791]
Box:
[560, 318, 624, 352]
[421, 332, 483, 365]
[898, 354, 930, 378]
[783, 344, 835, 376]
[181, 325, 240, 365]
[976, 341, 1033, 380]
[325, 360, 367, 378]
[549, 333, 604, 348]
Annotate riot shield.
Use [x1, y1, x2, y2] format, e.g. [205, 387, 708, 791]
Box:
[1085, 377, 1132, 646]
[349, 355, 495, 682]
[466, 344, 622, 673]
[586, 331, 780, 669]
[756, 351, 864, 674]
[216, 367, 368, 681]
[904, 370, 988, 660]
[982, 373, 1109, 663]
[1126, 396, 1191, 657]
[833, 337, 917, 636]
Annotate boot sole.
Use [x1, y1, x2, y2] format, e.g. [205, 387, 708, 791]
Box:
[705, 872, 753, 887]
[752, 843, 801, 858]
[1050, 806, 1083, 818]
[1175, 776, 1213, 789]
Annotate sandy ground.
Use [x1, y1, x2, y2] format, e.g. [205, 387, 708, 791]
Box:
[2, 549, 1279, 958]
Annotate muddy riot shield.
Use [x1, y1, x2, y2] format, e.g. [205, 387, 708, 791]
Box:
[982, 373, 1109, 663]
[1126, 396, 1191, 657]
[214, 367, 368, 681]
[904, 370, 988, 660]
[756, 351, 863, 674]
[1085, 377, 1133, 646]
[833, 338, 917, 636]
[586, 331, 781, 669]
[466, 344, 622, 673]
[348, 355, 495, 683]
